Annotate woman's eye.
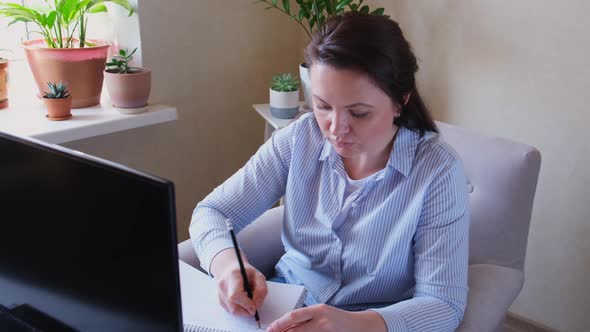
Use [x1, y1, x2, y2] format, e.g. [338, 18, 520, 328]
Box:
[317, 105, 331, 111]
[351, 112, 369, 118]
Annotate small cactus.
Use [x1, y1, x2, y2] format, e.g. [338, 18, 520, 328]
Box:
[43, 82, 70, 99]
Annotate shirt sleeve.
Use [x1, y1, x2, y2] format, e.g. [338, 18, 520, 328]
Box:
[370, 156, 470, 332]
[189, 120, 296, 274]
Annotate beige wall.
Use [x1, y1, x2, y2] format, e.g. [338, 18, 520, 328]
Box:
[64, 1, 306, 239]
[388, 1, 590, 331]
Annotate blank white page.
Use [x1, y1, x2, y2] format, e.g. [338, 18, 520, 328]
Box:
[179, 260, 306, 331]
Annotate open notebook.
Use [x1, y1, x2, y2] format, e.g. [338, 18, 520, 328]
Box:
[179, 260, 307, 332]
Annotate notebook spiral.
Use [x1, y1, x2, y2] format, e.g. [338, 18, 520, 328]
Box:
[184, 324, 229, 332]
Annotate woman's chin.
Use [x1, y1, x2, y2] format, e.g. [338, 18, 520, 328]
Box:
[333, 145, 357, 158]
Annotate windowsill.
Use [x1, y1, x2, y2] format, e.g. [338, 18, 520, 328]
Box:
[0, 59, 178, 144]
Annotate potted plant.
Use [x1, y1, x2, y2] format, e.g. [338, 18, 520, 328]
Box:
[0, 48, 10, 110]
[0, 0, 134, 109]
[270, 73, 300, 119]
[104, 47, 151, 113]
[42, 81, 72, 121]
[255, 0, 387, 109]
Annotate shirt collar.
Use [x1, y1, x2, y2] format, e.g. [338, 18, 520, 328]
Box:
[318, 126, 420, 177]
[387, 126, 420, 177]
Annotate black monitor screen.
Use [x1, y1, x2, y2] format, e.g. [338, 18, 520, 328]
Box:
[0, 132, 181, 332]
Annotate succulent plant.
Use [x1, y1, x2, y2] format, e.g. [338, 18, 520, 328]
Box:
[105, 48, 137, 74]
[43, 82, 70, 99]
[271, 73, 299, 92]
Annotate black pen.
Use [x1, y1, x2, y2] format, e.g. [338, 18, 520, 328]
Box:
[225, 220, 261, 329]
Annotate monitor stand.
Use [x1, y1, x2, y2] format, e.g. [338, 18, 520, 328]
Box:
[0, 304, 78, 332]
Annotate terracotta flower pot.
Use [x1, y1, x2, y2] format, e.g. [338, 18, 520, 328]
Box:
[23, 39, 109, 109]
[43, 95, 72, 121]
[104, 68, 151, 110]
[0, 60, 7, 110]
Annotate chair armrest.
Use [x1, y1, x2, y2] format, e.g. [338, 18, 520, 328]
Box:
[457, 264, 524, 332]
[178, 206, 285, 277]
[236, 206, 285, 277]
[178, 237, 203, 270]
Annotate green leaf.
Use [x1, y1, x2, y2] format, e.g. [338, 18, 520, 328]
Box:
[88, 0, 134, 16]
[46, 10, 57, 28]
[271, 0, 278, 6]
[107, 0, 135, 16]
[57, 0, 77, 24]
[335, 0, 352, 11]
[87, 3, 107, 13]
[7, 17, 32, 26]
[309, 16, 316, 29]
[359, 5, 369, 14]
[298, 9, 305, 21]
[282, 0, 290, 14]
[0, 5, 40, 22]
[37, 13, 47, 26]
[370, 7, 384, 16]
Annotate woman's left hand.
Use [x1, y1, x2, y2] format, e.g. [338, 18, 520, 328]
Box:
[265, 304, 386, 332]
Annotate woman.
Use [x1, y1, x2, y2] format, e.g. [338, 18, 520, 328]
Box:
[190, 13, 469, 332]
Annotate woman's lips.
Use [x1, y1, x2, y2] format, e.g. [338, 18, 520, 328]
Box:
[329, 138, 354, 148]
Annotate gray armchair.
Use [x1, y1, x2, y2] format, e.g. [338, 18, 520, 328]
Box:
[179, 121, 541, 332]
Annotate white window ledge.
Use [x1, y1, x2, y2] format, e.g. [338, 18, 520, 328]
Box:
[0, 60, 177, 144]
[0, 102, 178, 144]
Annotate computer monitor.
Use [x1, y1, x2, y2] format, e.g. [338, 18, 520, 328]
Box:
[0, 132, 182, 332]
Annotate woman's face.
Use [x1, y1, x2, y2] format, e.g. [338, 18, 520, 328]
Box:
[310, 63, 400, 160]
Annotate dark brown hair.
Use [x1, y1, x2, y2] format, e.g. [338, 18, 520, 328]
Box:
[304, 12, 438, 135]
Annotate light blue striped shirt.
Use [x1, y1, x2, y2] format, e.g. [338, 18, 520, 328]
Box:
[190, 112, 469, 331]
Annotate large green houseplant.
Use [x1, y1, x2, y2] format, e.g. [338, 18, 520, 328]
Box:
[0, 0, 135, 108]
[255, 0, 387, 109]
[256, 0, 386, 39]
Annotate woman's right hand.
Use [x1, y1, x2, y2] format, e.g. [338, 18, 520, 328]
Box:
[210, 248, 268, 317]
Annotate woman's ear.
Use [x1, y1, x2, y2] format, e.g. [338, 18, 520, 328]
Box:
[403, 93, 411, 106]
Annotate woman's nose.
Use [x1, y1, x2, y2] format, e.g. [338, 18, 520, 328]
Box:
[329, 112, 350, 136]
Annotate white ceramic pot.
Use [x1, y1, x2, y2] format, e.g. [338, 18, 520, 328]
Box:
[299, 63, 313, 110]
[270, 88, 299, 119]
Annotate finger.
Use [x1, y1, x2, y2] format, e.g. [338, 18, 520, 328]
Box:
[218, 295, 228, 312]
[276, 321, 307, 332]
[226, 299, 255, 317]
[266, 307, 315, 332]
[218, 288, 250, 317]
[225, 271, 257, 315]
[251, 273, 268, 308]
[217, 278, 254, 316]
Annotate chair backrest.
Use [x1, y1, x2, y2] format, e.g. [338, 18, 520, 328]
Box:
[437, 122, 541, 271]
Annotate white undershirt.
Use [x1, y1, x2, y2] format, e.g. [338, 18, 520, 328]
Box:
[330, 174, 370, 230]
[344, 173, 372, 203]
